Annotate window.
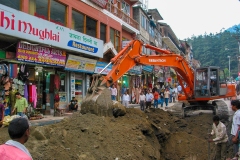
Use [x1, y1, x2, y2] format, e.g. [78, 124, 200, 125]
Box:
[121, 1, 130, 15]
[110, 28, 120, 52]
[100, 23, 107, 43]
[72, 10, 84, 33]
[71, 9, 97, 38]
[29, 0, 66, 26]
[86, 16, 97, 38]
[50, 0, 66, 26]
[141, 14, 149, 31]
[0, 0, 20, 10]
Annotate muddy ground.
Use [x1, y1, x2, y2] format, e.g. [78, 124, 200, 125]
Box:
[0, 108, 234, 160]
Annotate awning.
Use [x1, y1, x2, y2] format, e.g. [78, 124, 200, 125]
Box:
[162, 37, 181, 54]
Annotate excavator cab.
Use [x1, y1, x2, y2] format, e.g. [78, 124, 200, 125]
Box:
[194, 66, 227, 98]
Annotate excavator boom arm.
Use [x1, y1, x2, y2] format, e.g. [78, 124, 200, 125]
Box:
[101, 40, 194, 99]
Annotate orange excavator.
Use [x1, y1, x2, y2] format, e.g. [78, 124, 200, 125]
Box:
[81, 40, 236, 118]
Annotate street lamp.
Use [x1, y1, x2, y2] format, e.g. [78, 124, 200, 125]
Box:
[227, 56, 230, 80]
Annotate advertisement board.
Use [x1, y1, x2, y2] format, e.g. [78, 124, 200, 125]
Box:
[65, 54, 97, 73]
[16, 42, 66, 66]
[94, 61, 113, 75]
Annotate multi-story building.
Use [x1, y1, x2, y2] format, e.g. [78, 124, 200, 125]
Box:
[0, 0, 141, 113]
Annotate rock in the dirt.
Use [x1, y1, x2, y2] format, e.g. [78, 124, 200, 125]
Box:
[112, 101, 126, 117]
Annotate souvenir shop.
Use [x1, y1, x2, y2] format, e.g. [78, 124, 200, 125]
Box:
[0, 43, 67, 118]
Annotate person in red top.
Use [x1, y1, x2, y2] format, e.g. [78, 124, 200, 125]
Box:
[153, 90, 159, 108]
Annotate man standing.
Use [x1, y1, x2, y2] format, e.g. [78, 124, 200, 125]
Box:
[110, 85, 117, 101]
[139, 92, 146, 111]
[122, 91, 130, 108]
[208, 115, 228, 160]
[68, 97, 78, 111]
[0, 118, 32, 159]
[153, 90, 159, 108]
[230, 100, 240, 156]
[145, 90, 153, 109]
[177, 84, 182, 94]
[11, 92, 28, 117]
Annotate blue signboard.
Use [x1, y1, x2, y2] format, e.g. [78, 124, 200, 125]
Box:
[142, 65, 153, 73]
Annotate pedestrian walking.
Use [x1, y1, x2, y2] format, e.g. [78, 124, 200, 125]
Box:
[110, 85, 117, 100]
[164, 88, 170, 107]
[145, 90, 153, 109]
[208, 115, 228, 160]
[0, 118, 32, 159]
[11, 92, 28, 117]
[139, 92, 146, 111]
[153, 90, 159, 108]
[230, 100, 240, 156]
[122, 91, 130, 108]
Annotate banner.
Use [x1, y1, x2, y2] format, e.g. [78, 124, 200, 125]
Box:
[16, 42, 66, 66]
[142, 65, 153, 73]
[128, 65, 142, 75]
[0, 4, 103, 58]
[94, 61, 113, 75]
[65, 54, 97, 73]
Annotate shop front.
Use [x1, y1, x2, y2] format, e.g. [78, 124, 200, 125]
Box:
[65, 54, 97, 107]
[0, 4, 103, 115]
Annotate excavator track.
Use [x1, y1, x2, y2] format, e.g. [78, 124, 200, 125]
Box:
[169, 100, 229, 121]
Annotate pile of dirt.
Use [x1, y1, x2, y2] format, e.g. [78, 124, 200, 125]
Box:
[0, 108, 233, 160]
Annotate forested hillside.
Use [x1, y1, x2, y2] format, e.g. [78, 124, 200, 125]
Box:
[186, 25, 240, 79]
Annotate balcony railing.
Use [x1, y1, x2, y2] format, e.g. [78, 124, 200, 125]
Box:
[106, 2, 139, 30]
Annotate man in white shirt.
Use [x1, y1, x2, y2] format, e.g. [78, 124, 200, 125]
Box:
[230, 100, 240, 156]
[110, 85, 117, 101]
[122, 91, 130, 108]
[208, 115, 228, 160]
[145, 90, 153, 109]
[177, 84, 182, 94]
[139, 92, 146, 111]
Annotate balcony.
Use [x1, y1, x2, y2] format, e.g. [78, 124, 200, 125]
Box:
[106, 2, 139, 30]
[130, 0, 143, 4]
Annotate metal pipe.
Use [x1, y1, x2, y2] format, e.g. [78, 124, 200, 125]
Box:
[99, 62, 112, 74]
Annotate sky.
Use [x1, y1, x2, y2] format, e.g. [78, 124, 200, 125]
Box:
[148, 0, 240, 40]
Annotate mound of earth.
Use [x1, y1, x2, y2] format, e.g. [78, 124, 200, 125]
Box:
[0, 108, 233, 160]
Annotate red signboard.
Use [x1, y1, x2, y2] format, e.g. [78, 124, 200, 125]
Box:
[238, 72, 240, 76]
[90, 0, 108, 8]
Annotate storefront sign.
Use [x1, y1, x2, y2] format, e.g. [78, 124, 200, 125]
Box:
[16, 42, 66, 66]
[70, 73, 75, 98]
[142, 65, 153, 73]
[90, 0, 108, 8]
[94, 61, 113, 75]
[128, 65, 142, 75]
[65, 54, 97, 73]
[122, 41, 131, 49]
[0, 4, 103, 58]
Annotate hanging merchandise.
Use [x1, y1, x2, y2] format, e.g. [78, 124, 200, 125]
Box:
[18, 64, 29, 82]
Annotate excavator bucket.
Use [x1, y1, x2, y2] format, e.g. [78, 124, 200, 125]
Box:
[81, 74, 126, 117]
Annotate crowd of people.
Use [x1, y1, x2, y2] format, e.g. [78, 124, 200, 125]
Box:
[109, 83, 183, 110]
